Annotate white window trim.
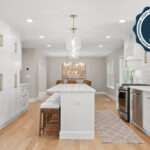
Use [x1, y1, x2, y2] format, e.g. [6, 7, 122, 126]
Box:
[107, 61, 114, 89]
[106, 86, 114, 90]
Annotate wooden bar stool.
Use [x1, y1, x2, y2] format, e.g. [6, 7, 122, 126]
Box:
[56, 80, 64, 85]
[67, 80, 77, 84]
[39, 101, 60, 136]
[46, 93, 60, 102]
[83, 80, 91, 86]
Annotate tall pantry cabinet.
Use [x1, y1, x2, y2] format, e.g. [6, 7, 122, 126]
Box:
[0, 20, 23, 129]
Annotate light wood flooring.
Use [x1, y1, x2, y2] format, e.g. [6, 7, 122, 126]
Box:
[0, 94, 150, 150]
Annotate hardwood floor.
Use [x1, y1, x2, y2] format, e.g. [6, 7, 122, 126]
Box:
[0, 94, 150, 150]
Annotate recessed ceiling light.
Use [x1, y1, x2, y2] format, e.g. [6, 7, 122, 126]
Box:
[119, 19, 126, 23]
[40, 35, 45, 39]
[98, 44, 103, 48]
[106, 35, 111, 39]
[47, 44, 51, 47]
[26, 19, 33, 23]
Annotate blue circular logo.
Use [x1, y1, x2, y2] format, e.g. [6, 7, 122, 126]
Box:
[133, 7, 150, 52]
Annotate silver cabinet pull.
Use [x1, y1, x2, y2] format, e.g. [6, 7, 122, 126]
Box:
[147, 97, 150, 100]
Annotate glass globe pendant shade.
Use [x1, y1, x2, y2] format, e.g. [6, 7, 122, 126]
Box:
[66, 35, 81, 58]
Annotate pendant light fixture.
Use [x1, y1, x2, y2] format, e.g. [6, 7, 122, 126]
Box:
[66, 15, 81, 59]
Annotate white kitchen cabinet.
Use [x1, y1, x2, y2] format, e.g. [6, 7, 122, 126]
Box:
[143, 91, 150, 135]
[125, 59, 143, 70]
[19, 84, 29, 111]
[125, 44, 144, 60]
[124, 34, 144, 61]
[0, 20, 23, 130]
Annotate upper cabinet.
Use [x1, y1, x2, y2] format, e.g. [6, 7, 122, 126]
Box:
[124, 33, 144, 61]
[0, 19, 23, 129]
[124, 33, 150, 69]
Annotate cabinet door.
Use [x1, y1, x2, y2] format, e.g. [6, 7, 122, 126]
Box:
[143, 93, 150, 133]
[124, 44, 144, 60]
[0, 91, 4, 124]
[144, 52, 150, 66]
[13, 88, 19, 113]
[133, 44, 144, 59]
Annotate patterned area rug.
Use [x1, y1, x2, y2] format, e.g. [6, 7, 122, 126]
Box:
[95, 110, 144, 143]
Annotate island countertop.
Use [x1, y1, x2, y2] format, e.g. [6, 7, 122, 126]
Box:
[47, 84, 96, 93]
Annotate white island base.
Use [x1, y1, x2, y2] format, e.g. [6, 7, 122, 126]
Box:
[59, 92, 95, 140]
[47, 84, 96, 140]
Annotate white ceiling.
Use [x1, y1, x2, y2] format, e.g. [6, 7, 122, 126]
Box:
[0, 0, 149, 57]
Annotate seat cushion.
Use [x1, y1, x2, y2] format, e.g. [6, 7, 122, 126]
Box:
[40, 101, 60, 109]
[46, 93, 60, 102]
[51, 93, 60, 99]
[46, 97, 59, 102]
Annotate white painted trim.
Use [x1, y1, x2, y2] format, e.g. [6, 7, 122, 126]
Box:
[59, 131, 94, 140]
[29, 97, 41, 102]
[95, 91, 106, 94]
[95, 91, 116, 100]
[0, 106, 28, 130]
[106, 86, 114, 90]
[105, 92, 116, 101]
[39, 91, 47, 99]
[39, 91, 47, 95]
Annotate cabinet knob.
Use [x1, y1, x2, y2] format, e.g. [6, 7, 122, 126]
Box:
[147, 97, 150, 100]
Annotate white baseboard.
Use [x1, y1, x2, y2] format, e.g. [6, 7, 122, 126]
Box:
[59, 131, 94, 140]
[29, 97, 41, 102]
[105, 92, 116, 101]
[39, 91, 47, 95]
[0, 106, 28, 130]
[39, 91, 47, 99]
[95, 91, 106, 94]
[95, 91, 116, 101]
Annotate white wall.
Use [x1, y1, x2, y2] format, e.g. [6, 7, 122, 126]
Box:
[47, 57, 106, 92]
[21, 48, 38, 98]
[105, 48, 124, 98]
[21, 48, 47, 98]
[39, 54, 47, 93]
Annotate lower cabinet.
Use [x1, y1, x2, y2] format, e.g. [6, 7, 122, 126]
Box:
[143, 91, 150, 135]
[19, 84, 29, 111]
[0, 83, 29, 130]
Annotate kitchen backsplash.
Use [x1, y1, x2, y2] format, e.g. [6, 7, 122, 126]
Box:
[142, 67, 150, 84]
[123, 68, 150, 84]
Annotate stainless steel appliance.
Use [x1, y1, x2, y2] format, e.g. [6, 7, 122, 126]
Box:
[132, 89, 143, 128]
[118, 84, 150, 122]
[118, 86, 130, 122]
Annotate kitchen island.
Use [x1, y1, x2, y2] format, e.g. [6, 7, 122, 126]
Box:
[47, 84, 96, 140]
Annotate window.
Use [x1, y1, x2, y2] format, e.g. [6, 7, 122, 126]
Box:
[107, 61, 114, 89]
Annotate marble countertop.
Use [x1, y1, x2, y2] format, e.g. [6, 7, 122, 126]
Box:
[47, 84, 96, 93]
[129, 86, 150, 92]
